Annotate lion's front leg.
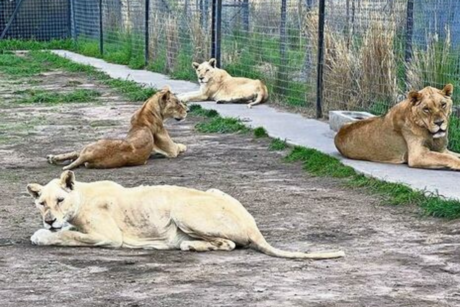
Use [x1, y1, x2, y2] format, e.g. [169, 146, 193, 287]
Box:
[178, 91, 209, 103]
[31, 229, 122, 248]
[153, 129, 186, 158]
[445, 149, 460, 159]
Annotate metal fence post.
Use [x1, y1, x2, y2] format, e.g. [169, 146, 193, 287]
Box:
[404, 0, 414, 85]
[145, 0, 150, 66]
[242, 0, 249, 33]
[211, 0, 222, 66]
[316, 0, 325, 118]
[99, 0, 104, 56]
[277, 0, 288, 97]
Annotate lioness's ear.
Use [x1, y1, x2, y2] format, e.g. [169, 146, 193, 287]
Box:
[408, 91, 422, 105]
[27, 184, 43, 199]
[60, 171, 75, 191]
[161, 85, 171, 93]
[192, 62, 199, 70]
[208, 58, 216, 68]
[442, 84, 453, 97]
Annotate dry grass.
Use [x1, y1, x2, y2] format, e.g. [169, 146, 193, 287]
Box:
[303, 12, 398, 113]
[165, 15, 180, 72]
[188, 13, 210, 62]
[406, 28, 454, 91]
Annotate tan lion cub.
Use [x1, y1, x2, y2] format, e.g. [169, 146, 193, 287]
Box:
[27, 171, 345, 260]
[47, 86, 188, 170]
[178, 58, 269, 108]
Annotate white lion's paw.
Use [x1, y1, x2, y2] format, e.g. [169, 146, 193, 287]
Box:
[31, 229, 55, 245]
[247, 104, 253, 109]
[46, 155, 55, 164]
[178, 144, 187, 153]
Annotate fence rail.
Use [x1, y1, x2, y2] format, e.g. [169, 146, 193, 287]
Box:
[1, 0, 460, 118]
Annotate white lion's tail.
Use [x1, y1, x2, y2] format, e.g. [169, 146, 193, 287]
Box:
[249, 230, 345, 260]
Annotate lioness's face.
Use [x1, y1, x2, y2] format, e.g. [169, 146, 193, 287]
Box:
[410, 84, 453, 139]
[159, 87, 188, 121]
[192, 58, 217, 84]
[27, 171, 79, 231]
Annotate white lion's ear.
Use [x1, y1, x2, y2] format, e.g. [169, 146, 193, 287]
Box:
[192, 62, 200, 70]
[208, 58, 217, 68]
[442, 84, 453, 97]
[60, 171, 75, 191]
[27, 183, 43, 199]
[408, 90, 422, 105]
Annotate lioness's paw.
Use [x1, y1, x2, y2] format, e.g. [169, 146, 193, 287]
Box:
[31, 229, 55, 245]
[247, 104, 253, 109]
[46, 155, 55, 164]
[178, 144, 187, 153]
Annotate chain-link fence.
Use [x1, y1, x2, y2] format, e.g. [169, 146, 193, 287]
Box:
[1, 0, 460, 118]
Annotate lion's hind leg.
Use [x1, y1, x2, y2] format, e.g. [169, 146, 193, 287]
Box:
[180, 238, 236, 252]
[47, 151, 80, 165]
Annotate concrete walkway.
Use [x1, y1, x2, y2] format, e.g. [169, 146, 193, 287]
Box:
[52, 50, 460, 201]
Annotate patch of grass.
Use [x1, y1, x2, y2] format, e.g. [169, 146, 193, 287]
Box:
[17, 89, 101, 104]
[448, 116, 460, 153]
[0, 39, 73, 51]
[0, 53, 46, 77]
[254, 127, 268, 138]
[189, 104, 219, 118]
[196, 117, 249, 134]
[269, 138, 288, 151]
[285, 146, 356, 178]
[28, 51, 155, 102]
[284, 145, 460, 219]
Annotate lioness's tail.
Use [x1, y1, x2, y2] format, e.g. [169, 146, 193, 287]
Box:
[249, 229, 345, 260]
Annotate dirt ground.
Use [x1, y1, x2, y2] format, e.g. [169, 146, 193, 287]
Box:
[1, 70, 460, 307]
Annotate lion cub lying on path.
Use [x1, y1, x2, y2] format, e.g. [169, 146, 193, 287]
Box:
[47, 86, 187, 170]
[335, 84, 460, 170]
[178, 58, 268, 108]
[27, 171, 345, 260]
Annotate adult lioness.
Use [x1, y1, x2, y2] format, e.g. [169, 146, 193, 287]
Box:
[47, 86, 187, 170]
[335, 84, 460, 170]
[26, 171, 345, 260]
[178, 58, 268, 108]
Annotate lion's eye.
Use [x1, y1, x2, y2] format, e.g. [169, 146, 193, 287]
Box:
[38, 201, 45, 206]
[423, 108, 430, 113]
[442, 103, 447, 109]
[206, 69, 209, 72]
[57, 198, 64, 204]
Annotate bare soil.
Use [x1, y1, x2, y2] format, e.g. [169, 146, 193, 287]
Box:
[1, 71, 460, 307]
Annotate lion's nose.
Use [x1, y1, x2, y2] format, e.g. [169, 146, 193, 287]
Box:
[199, 77, 204, 81]
[435, 119, 444, 127]
[45, 218, 56, 226]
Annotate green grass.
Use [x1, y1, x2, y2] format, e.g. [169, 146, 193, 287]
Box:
[17, 89, 100, 104]
[189, 104, 219, 118]
[269, 138, 288, 151]
[0, 39, 73, 51]
[285, 146, 356, 178]
[0, 53, 46, 77]
[28, 51, 155, 102]
[284, 145, 460, 219]
[254, 127, 268, 138]
[196, 117, 249, 134]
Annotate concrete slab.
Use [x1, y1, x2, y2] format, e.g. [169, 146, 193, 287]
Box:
[52, 50, 460, 201]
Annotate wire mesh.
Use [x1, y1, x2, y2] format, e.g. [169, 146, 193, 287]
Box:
[147, 0, 212, 80]
[0, 0, 70, 41]
[2, 0, 460, 119]
[220, 0, 317, 112]
[321, 0, 460, 116]
[102, 0, 146, 68]
[72, 0, 101, 52]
